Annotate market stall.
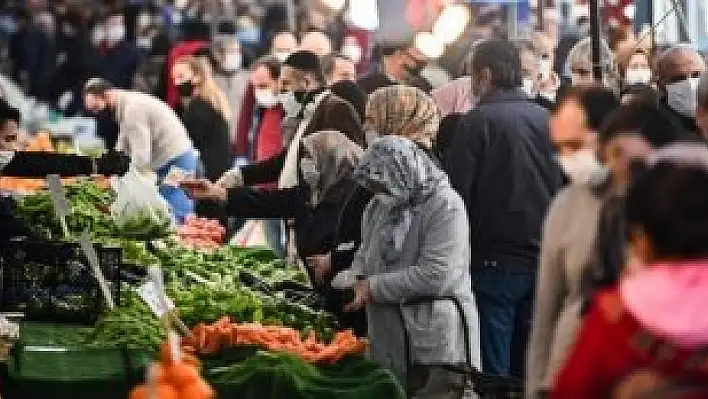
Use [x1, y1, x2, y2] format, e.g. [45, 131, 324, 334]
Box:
[0, 176, 406, 399]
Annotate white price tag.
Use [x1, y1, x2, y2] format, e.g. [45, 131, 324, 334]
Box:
[136, 281, 175, 317]
[46, 174, 71, 237]
[78, 232, 115, 309]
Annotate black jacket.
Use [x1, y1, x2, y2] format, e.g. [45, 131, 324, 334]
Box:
[445, 89, 563, 264]
[240, 93, 364, 186]
[181, 98, 232, 182]
[660, 100, 705, 141]
[225, 179, 369, 334]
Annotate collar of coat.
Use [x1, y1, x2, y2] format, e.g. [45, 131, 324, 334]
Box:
[478, 88, 528, 105]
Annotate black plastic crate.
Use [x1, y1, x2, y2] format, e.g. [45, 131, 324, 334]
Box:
[0, 239, 122, 323]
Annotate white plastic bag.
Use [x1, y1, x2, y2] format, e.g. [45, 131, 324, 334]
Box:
[110, 169, 173, 237]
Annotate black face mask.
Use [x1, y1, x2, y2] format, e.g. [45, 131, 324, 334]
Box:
[177, 81, 195, 97]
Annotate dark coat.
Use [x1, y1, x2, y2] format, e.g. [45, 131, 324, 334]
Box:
[445, 88, 563, 263]
[240, 93, 364, 186]
[226, 179, 369, 334]
[357, 71, 432, 95]
[181, 98, 232, 181]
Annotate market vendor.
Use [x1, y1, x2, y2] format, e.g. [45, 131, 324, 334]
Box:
[0, 99, 130, 240]
[83, 78, 197, 223]
[181, 130, 369, 335]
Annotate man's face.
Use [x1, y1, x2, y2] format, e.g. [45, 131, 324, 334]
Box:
[550, 98, 594, 155]
[658, 50, 705, 92]
[520, 49, 538, 82]
[278, 65, 308, 93]
[84, 93, 108, 114]
[0, 120, 20, 151]
[251, 64, 277, 92]
[271, 32, 297, 56]
[327, 57, 357, 85]
[401, 47, 427, 78]
[602, 133, 652, 184]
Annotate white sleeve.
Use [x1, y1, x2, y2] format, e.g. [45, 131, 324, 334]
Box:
[120, 117, 152, 170]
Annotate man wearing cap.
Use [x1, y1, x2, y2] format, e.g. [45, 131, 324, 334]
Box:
[83, 78, 197, 222]
[358, 41, 432, 94]
[218, 50, 364, 189]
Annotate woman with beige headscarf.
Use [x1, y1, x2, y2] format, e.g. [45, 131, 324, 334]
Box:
[365, 85, 442, 151]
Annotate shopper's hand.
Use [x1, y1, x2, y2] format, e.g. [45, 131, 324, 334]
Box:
[306, 253, 332, 285]
[95, 151, 131, 176]
[344, 279, 371, 312]
[181, 179, 228, 202]
[216, 168, 243, 189]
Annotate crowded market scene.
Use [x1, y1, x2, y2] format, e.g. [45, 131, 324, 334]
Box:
[1, 0, 708, 397]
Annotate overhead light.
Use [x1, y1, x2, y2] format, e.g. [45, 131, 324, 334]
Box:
[623, 4, 636, 20]
[321, 0, 346, 12]
[415, 32, 445, 59]
[433, 5, 471, 44]
[345, 0, 379, 30]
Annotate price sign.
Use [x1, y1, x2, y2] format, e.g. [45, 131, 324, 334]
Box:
[136, 280, 175, 317]
[46, 174, 71, 237]
[78, 232, 115, 309]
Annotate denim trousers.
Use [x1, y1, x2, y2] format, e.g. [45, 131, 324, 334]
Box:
[156, 150, 198, 223]
[472, 257, 536, 377]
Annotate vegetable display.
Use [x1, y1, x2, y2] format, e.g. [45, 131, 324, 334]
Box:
[184, 317, 366, 364]
[177, 216, 225, 250]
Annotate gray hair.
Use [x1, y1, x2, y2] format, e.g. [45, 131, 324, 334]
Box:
[565, 37, 617, 83]
[655, 44, 703, 84]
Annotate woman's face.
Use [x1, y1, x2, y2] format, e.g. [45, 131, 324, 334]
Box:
[571, 60, 594, 86]
[171, 63, 196, 87]
[626, 52, 650, 72]
[602, 133, 652, 185]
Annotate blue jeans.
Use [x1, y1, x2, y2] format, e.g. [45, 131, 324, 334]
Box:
[472, 257, 536, 377]
[156, 150, 198, 223]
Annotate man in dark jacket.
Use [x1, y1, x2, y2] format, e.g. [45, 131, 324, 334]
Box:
[654, 44, 706, 139]
[445, 39, 563, 377]
[218, 51, 364, 189]
[357, 41, 432, 94]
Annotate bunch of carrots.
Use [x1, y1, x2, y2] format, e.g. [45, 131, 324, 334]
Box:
[129, 339, 215, 399]
[183, 317, 368, 364]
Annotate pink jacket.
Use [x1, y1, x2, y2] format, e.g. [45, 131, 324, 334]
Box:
[431, 77, 475, 117]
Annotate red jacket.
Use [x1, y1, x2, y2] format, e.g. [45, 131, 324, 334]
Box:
[553, 286, 708, 398]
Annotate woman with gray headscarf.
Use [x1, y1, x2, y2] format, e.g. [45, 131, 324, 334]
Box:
[341, 136, 481, 398]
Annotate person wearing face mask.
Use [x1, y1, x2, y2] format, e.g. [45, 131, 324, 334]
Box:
[526, 99, 696, 399]
[357, 40, 433, 94]
[517, 40, 561, 110]
[445, 39, 563, 378]
[210, 31, 250, 137]
[321, 54, 358, 86]
[620, 49, 653, 87]
[180, 131, 369, 335]
[83, 78, 197, 222]
[86, 13, 140, 91]
[218, 51, 364, 190]
[655, 44, 707, 139]
[269, 31, 298, 63]
[300, 31, 333, 57]
[340, 35, 363, 68]
[550, 86, 620, 184]
[565, 37, 617, 91]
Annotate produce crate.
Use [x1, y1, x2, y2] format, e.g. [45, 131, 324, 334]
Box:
[0, 239, 122, 323]
[0, 344, 150, 399]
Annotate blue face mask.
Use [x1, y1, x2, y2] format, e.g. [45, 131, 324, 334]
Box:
[237, 28, 261, 44]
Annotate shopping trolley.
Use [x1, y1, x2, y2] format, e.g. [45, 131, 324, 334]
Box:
[399, 296, 524, 399]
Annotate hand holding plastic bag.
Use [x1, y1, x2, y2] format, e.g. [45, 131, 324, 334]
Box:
[110, 168, 173, 238]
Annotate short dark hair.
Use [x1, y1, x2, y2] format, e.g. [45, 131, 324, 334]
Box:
[556, 86, 619, 131]
[321, 53, 352, 78]
[83, 78, 115, 96]
[627, 159, 708, 259]
[0, 99, 20, 126]
[598, 100, 698, 148]
[472, 39, 523, 89]
[330, 80, 366, 123]
[253, 56, 282, 79]
[284, 51, 325, 84]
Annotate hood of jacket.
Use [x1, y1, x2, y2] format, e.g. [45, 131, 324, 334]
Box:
[621, 261, 708, 349]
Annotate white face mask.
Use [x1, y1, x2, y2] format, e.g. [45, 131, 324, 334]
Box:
[624, 68, 652, 85]
[300, 157, 320, 188]
[557, 149, 605, 184]
[278, 91, 302, 117]
[666, 77, 700, 118]
[521, 77, 535, 98]
[255, 89, 279, 108]
[136, 36, 152, 50]
[341, 45, 362, 64]
[222, 53, 242, 71]
[106, 25, 125, 43]
[273, 51, 291, 63]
